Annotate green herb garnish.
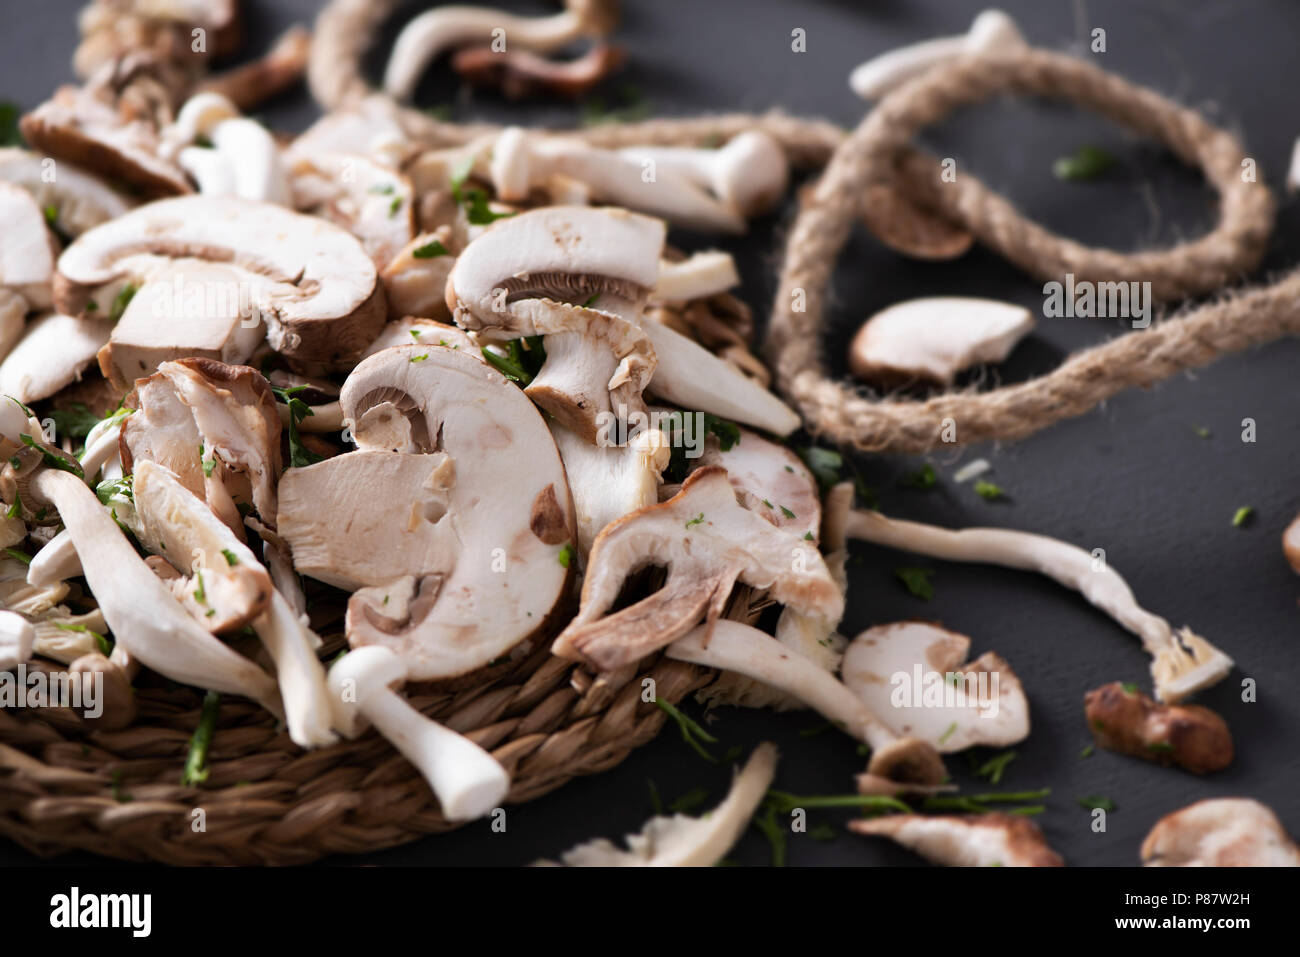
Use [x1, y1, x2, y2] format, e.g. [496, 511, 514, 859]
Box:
[974, 480, 1006, 501]
[411, 239, 449, 259]
[1232, 506, 1254, 528]
[1053, 145, 1116, 181]
[1077, 795, 1116, 812]
[653, 696, 718, 763]
[108, 282, 138, 322]
[976, 750, 1017, 785]
[894, 565, 934, 600]
[557, 542, 573, 568]
[901, 462, 937, 490]
[685, 512, 705, 529]
[181, 691, 221, 787]
[270, 385, 324, 468]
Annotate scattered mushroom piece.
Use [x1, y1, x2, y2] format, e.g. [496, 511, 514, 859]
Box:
[364, 317, 480, 360]
[56, 195, 386, 366]
[1282, 512, 1300, 574]
[841, 621, 1030, 753]
[848, 297, 1035, 388]
[451, 43, 625, 100]
[844, 509, 1234, 702]
[29, 606, 106, 662]
[1141, 799, 1300, 867]
[0, 312, 110, 404]
[619, 131, 791, 219]
[0, 292, 28, 366]
[667, 620, 946, 786]
[654, 251, 739, 304]
[0, 148, 134, 237]
[848, 8, 1028, 100]
[196, 25, 311, 112]
[68, 650, 137, 729]
[289, 95, 414, 168]
[540, 742, 778, 866]
[553, 467, 844, 670]
[858, 182, 974, 261]
[280, 345, 574, 680]
[27, 528, 84, 589]
[286, 152, 414, 269]
[162, 93, 292, 205]
[0, 610, 35, 671]
[380, 230, 458, 321]
[849, 813, 1063, 867]
[1085, 681, 1232, 774]
[695, 427, 820, 541]
[383, 0, 620, 101]
[0, 182, 56, 313]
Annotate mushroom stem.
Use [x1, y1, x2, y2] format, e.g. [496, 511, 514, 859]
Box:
[29, 469, 283, 715]
[844, 508, 1233, 702]
[78, 417, 124, 479]
[619, 131, 791, 218]
[276, 399, 343, 433]
[328, 645, 509, 820]
[0, 609, 35, 670]
[251, 591, 338, 748]
[654, 251, 739, 303]
[27, 527, 82, 587]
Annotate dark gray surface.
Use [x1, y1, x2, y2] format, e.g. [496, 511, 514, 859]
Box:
[3, 0, 1299, 867]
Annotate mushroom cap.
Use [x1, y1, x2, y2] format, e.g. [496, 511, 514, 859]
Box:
[281, 344, 574, 680]
[1140, 798, 1300, 867]
[842, 621, 1030, 752]
[55, 195, 386, 365]
[848, 296, 1034, 387]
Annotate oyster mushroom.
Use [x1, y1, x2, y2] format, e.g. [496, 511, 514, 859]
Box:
[383, 0, 619, 101]
[552, 467, 844, 671]
[1141, 799, 1300, 867]
[667, 620, 946, 787]
[540, 742, 778, 866]
[844, 509, 1234, 703]
[0, 312, 111, 404]
[328, 645, 509, 819]
[1085, 681, 1232, 775]
[841, 621, 1030, 753]
[0, 182, 56, 314]
[849, 813, 1063, 867]
[279, 344, 573, 680]
[0, 148, 133, 237]
[55, 195, 386, 366]
[848, 297, 1035, 388]
[619, 131, 791, 220]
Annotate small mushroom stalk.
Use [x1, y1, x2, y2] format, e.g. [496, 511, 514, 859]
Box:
[666, 620, 946, 788]
[844, 508, 1233, 702]
[328, 646, 510, 821]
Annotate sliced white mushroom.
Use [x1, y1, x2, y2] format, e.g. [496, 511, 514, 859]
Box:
[848, 297, 1035, 387]
[848, 9, 1028, 100]
[695, 427, 820, 541]
[380, 230, 457, 321]
[654, 251, 739, 303]
[540, 742, 778, 866]
[553, 467, 844, 670]
[163, 93, 291, 205]
[365, 317, 480, 360]
[0, 182, 55, 312]
[0, 147, 133, 237]
[384, 0, 618, 101]
[843, 509, 1233, 702]
[619, 131, 790, 219]
[287, 152, 414, 269]
[841, 621, 1029, 752]
[328, 645, 509, 819]
[0, 312, 111, 404]
[667, 620, 946, 786]
[56, 195, 386, 365]
[849, 813, 1063, 867]
[1141, 799, 1300, 867]
[0, 609, 35, 671]
[280, 345, 573, 680]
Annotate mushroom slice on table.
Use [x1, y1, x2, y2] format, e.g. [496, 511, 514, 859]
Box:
[848, 297, 1035, 388]
[133, 460, 336, 748]
[0, 182, 57, 313]
[55, 195, 386, 366]
[0, 312, 110, 404]
[667, 621, 945, 786]
[383, 0, 620, 101]
[279, 344, 574, 681]
[121, 358, 283, 536]
[539, 742, 778, 866]
[850, 813, 1063, 867]
[0, 147, 133, 237]
[1141, 799, 1300, 867]
[844, 509, 1234, 703]
[553, 467, 844, 671]
[1085, 681, 1231, 774]
[841, 621, 1030, 753]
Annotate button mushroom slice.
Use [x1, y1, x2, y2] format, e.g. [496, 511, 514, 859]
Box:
[365, 317, 480, 361]
[844, 508, 1234, 703]
[329, 645, 509, 819]
[653, 251, 739, 304]
[0, 312, 111, 405]
[540, 742, 778, 866]
[0, 182, 57, 313]
[383, 0, 620, 101]
[841, 621, 1030, 753]
[553, 467, 844, 671]
[0, 148, 134, 237]
[1084, 681, 1232, 775]
[551, 419, 671, 555]
[121, 358, 283, 536]
[0, 610, 35, 671]
[695, 427, 820, 541]
[27, 468, 282, 714]
[95, 260, 268, 393]
[848, 297, 1035, 388]
[380, 230, 458, 321]
[849, 813, 1064, 867]
[666, 620, 946, 787]
[488, 130, 745, 233]
[20, 80, 191, 199]
[286, 152, 414, 269]
[618, 131, 791, 219]
[451, 43, 625, 101]
[1141, 799, 1300, 867]
[281, 345, 574, 680]
[132, 460, 336, 747]
[55, 195, 386, 366]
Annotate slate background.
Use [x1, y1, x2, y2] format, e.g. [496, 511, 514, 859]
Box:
[2, 0, 1299, 867]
